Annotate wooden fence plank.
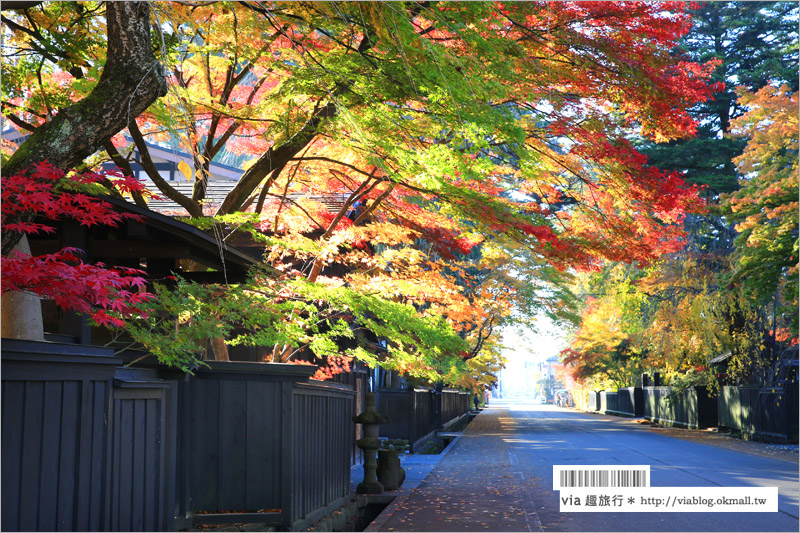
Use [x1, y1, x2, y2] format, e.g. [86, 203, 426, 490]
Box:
[190, 377, 220, 510]
[56, 381, 79, 531]
[144, 398, 159, 531]
[245, 381, 268, 510]
[89, 382, 107, 530]
[218, 378, 248, 510]
[280, 380, 294, 529]
[110, 398, 121, 532]
[131, 400, 146, 531]
[1, 381, 24, 531]
[20, 381, 44, 532]
[118, 400, 134, 531]
[38, 382, 62, 532]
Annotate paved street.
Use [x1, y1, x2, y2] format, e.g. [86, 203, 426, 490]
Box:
[372, 400, 799, 532]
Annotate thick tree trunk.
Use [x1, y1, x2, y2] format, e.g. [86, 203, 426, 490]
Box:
[209, 336, 230, 362]
[3, 2, 168, 254]
[3, 2, 166, 176]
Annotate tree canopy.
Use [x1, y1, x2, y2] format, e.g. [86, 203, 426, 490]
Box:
[2, 1, 726, 384]
[560, 3, 798, 390]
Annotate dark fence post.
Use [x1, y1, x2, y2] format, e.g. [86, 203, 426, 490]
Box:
[697, 387, 718, 429]
[786, 383, 799, 441]
[633, 387, 644, 417]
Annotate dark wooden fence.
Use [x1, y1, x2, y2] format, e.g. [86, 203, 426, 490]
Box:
[377, 388, 414, 443]
[441, 389, 470, 427]
[600, 388, 643, 417]
[643, 386, 717, 429]
[576, 383, 797, 442]
[329, 362, 368, 465]
[290, 382, 354, 527]
[110, 367, 180, 532]
[1, 339, 355, 532]
[2, 341, 119, 532]
[718, 384, 799, 443]
[376, 387, 471, 450]
[410, 389, 436, 449]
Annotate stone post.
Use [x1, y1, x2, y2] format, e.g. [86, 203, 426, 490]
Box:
[377, 440, 408, 491]
[1, 236, 44, 341]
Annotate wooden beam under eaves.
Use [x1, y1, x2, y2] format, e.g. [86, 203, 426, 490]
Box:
[88, 240, 190, 259]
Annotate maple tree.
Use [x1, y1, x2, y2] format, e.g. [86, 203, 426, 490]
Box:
[559, 266, 648, 389]
[3, 1, 722, 383]
[724, 84, 799, 333]
[1, 163, 152, 328]
[560, 255, 776, 389]
[4, 1, 716, 260]
[0, 2, 162, 337]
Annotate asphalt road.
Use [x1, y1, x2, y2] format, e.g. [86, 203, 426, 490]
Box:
[375, 399, 799, 532]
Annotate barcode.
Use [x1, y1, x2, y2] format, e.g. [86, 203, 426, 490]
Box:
[553, 465, 650, 490]
[559, 469, 648, 488]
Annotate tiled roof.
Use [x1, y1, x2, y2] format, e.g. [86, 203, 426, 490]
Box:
[141, 180, 350, 215]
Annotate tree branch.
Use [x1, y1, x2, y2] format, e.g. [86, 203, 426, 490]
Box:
[128, 121, 202, 218]
[217, 101, 337, 215]
[1, 1, 42, 11]
[102, 141, 148, 208]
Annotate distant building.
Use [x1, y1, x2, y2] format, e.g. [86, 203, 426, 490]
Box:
[539, 355, 563, 402]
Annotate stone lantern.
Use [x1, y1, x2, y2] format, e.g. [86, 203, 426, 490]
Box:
[353, 392, 388, 494]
